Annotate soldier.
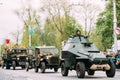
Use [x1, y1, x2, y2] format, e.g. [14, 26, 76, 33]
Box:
[4, 45, 10, 53]
[38, 51, 41, 58]
[75, 30, 83, 41]
[76, 30, 81, 36]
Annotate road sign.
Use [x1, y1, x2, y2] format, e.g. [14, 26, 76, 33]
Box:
[28, 27, 34, 35]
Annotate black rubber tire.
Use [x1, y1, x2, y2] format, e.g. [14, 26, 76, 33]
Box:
[61, 62, 69, 76]
[76, 62, 85, 78]
[6, 62, 10, 69]
[54, 68, 58, 72]
[41, 62, 46, 73]
[87, 69, 95, 75]
[106, 62, 116, 77]
[12, 61, 16, 70]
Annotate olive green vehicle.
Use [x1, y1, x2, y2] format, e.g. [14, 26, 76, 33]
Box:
[33, 46, 60, 73]
[60, 35, 116, 78]
[2, 48, 28, 70]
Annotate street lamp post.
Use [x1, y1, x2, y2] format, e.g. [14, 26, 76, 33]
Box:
[113, 0, 117, 53]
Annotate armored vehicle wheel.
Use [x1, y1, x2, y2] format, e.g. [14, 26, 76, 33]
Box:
[6, 63, 10, 69]
[76, 62, 85, 78]
[87, 69, 95, 75]
[54, 68, 58, 72]
[61, 62, 69, 76]
[12, 61, 16, 70]
[35, 66, 38, 72]
[106, 62, 115, 77]
[26, 62, 29, 71]
[41, 62, 46, 73]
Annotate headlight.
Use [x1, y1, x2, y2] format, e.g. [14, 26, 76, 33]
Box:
[17, 57, 19, 60]
[40, 58, 43, 61]
[26, 57, 28, 60]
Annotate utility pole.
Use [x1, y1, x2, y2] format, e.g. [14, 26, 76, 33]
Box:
[113, 0, 117, 53]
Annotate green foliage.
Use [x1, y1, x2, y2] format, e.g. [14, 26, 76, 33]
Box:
[42, 18, 57, 46]
[32, 26, 42, 46]
[63, 16, 83, 40]
[95, 0, 120, 50]
[89, 31, 104, 51]
[39, 16, 83, 49]
[21, 8, 42, 48]
[19, 1, 82, 50]
[21, 26, 29, 47]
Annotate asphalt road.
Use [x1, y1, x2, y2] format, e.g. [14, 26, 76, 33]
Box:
[0, 67, 120, 80]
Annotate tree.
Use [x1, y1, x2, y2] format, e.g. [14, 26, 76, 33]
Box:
[73, 0, 101, 36]
[95, 0, 120, 50]
[41, 0, 83, 48]
[15, 0, 83, 49]
[10, 26, 22, 47]
[41, 0, 69, 34]
[15, 3, 41, 47]
[42, 16, 82, 49]
[63, 16, 83, 40]
[43, 18, 56, 45]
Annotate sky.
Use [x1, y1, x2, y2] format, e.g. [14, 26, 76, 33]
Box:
[0, 0, 23, 45]
[0, 0, 106, 45]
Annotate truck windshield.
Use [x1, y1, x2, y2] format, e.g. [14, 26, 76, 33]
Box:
[40, 48, 59, 54]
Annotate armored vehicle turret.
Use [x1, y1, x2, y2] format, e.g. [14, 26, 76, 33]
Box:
[60, 35, 115, 78]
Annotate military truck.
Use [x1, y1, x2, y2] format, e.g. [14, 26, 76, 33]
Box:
[34, 46, 59, 73]
[2, 48, 28, 70]
[60, 35, 116, 78]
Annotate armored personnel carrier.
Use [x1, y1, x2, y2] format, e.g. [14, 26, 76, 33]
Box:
[60, 35, 116, 78]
